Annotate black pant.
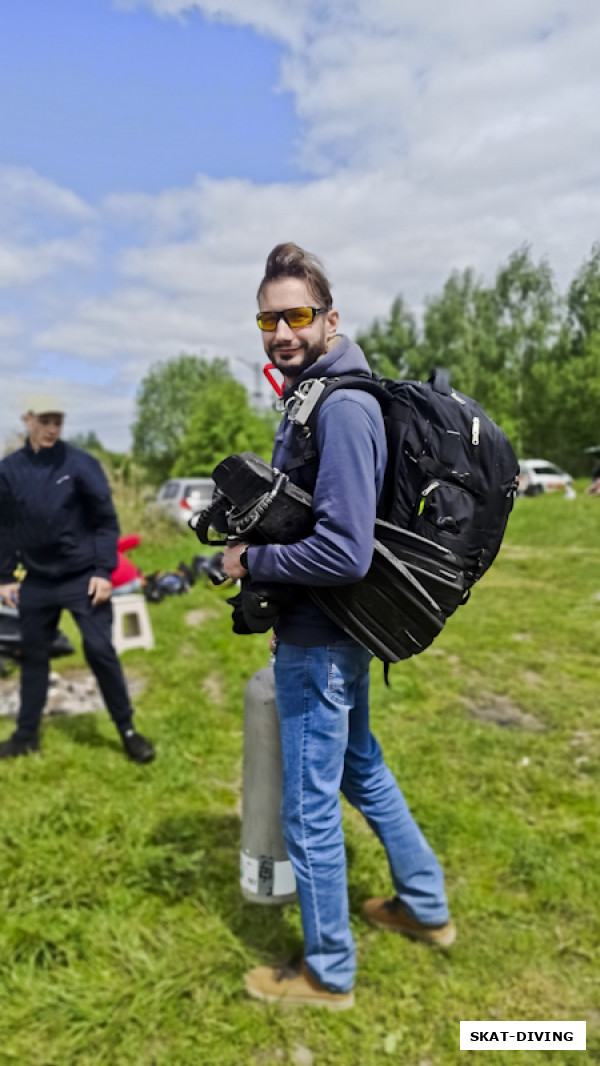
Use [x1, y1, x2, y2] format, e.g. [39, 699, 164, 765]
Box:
[16, 571, 134, 741]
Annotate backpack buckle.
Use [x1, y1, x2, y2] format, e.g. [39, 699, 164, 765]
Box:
[286, 378, 327, 425]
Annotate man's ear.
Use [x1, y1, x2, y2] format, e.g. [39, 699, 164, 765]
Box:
[325, 308, 339, 346]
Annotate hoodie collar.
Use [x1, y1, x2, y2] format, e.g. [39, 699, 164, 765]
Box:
[281, 334, 371, 401]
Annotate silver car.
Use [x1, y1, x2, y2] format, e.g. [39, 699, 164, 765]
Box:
[517, 459, 574, 496]
[153, 477, 216, 526]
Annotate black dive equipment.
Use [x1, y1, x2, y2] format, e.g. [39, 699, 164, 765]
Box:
[190, 452, 465, 662]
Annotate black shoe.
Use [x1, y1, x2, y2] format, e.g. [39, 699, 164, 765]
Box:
[0, 733, 40, 759]
[121, 729, 155, 764]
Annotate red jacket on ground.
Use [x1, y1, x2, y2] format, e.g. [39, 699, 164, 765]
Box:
[111, 535, 143, 588]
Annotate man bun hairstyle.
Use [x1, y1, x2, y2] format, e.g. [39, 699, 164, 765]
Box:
[257, 242, 333, 308]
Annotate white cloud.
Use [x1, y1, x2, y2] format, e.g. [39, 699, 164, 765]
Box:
[0, 239, 95, 288]
[117, 0, 307, 46]
[36, 286, 227, 370]
[127, 0, 599, 183]
[0, 167, 98, 287]
[0, 167, 94, 225]
[2, 2, 600, 451]
[0, 315, 21, 340]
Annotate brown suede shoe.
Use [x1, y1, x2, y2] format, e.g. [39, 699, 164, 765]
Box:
[245, 959, 354, 1011]
[363, 897, 456, 947]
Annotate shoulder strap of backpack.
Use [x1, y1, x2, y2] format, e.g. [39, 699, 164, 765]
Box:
[428, 367, 451, 395]
[282, 373, 389, 475]
[281, 367, 452, 476]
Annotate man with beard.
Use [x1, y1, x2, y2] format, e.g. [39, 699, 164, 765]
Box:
[222, 243, 454, 1009]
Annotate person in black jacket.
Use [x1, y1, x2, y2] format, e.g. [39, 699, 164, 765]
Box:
[0, 397, 155, 763]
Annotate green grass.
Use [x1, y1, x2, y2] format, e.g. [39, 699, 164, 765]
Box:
[0, 491, 598, 1065]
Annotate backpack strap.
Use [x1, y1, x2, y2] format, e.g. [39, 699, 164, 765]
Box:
[282, 372, 387, 476]
[282, 425, 318, 473]
[428, 368, 451, 395]
[284, 368, 466, 485]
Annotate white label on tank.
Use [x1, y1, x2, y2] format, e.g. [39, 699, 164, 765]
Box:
[240, 853, 259, 893]
[273, 860, 296, 896]
[240, 852, 296, 896]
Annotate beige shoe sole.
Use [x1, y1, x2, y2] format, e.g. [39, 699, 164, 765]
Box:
[364, 899, 456, 947]
[245, 977, 355, 1011]
[392, 918, 456, 948]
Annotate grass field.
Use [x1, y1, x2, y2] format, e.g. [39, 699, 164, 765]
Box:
[0, 487, 598, 1065]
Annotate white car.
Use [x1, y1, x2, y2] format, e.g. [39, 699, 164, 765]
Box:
[517, 459, 574, 496]
[152, 477, 216, 526]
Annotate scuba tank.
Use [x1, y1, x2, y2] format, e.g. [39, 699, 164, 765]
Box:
[240, 663, 297, 905]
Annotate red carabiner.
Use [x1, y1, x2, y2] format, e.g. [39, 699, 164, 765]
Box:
[263, 363, 284, 398]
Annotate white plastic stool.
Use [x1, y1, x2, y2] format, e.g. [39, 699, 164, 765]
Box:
[111, 594, 154, 654]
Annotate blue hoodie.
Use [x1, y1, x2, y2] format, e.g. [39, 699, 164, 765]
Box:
[248, 335, 387, 645]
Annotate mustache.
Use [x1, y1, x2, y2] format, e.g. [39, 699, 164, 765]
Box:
[271, 341, 303, 351]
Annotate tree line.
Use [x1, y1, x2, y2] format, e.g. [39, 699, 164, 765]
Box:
[130, 244, 600, 483]
[357, 244, 600, 476]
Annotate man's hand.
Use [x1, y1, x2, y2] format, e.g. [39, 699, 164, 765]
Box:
[88, 575, 112, 606]
[222, 542, 249, 580]
[0, 582, 20, 607]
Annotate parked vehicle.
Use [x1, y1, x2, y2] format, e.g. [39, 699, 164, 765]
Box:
[517, 459, 574, 496]
[151, 478, 216, 526]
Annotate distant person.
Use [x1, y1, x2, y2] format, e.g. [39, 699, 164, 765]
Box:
[0, 397, 155, 763]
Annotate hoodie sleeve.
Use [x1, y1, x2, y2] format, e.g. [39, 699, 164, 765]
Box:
[249, 391, 386, 587]
[0, 462, 19, 583]
[76, 454, 120, 580]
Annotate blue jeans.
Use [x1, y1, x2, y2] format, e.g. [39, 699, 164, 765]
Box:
[273, 640, 450, 993]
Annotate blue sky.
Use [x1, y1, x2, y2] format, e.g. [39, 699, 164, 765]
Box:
[1, 0, 301, 196]
[1, 0, 599, 451]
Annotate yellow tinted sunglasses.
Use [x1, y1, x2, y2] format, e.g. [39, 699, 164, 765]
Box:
[256, 306, 328, 332]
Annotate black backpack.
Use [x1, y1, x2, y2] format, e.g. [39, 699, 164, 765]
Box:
[285, 367, 519, 612]
[193, 370, 519, 665]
